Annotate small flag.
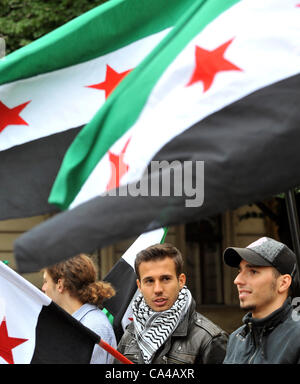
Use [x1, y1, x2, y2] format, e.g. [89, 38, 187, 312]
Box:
[0, 261, 99, 364]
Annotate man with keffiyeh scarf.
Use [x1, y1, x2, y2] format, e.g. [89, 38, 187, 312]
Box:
[115, 243, 228, 364]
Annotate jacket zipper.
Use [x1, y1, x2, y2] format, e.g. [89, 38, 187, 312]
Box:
[248, 323, 258, 364]
[248, 323, 265, 364]
[248, 347, 259, 364]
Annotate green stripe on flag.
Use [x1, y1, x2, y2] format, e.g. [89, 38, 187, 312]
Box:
[0, 0, 195, 85]
[102, 307, 115, 325]
[160, 228, 168, 244]
[49, 0, 240, 210]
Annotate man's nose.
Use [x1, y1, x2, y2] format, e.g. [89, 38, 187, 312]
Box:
[153, 280, 163, 294]
[234, 271, 245, 286]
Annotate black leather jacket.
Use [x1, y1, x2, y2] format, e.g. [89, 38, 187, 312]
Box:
[115, 300, 228, 364]
[224, 298, 300, 364]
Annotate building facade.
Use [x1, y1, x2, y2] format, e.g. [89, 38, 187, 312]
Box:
[0, 201, 279, 334]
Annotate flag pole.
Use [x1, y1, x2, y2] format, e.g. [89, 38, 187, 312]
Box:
[285, 188, 300, 294]
[99, 338, 134, 364]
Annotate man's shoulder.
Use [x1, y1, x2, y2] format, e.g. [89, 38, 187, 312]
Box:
[193, 311, 227, 338]
[125, 320, 135, 332]
[118, 321, 135, 343]
[280, 309, 300, 336]
[226, 324, 246, 343]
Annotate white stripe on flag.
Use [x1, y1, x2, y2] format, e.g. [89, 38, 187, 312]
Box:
[0, 297, 5, 323]
[122, 228, 166, 269]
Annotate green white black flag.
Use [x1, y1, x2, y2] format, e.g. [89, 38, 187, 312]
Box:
[0, 0, 191, 219]
[14, 0, 300, 273]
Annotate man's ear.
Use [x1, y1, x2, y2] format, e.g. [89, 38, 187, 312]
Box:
[278, 274, 292, 294]
[136, 279, 141, 291]
[179, 273, 186, 289]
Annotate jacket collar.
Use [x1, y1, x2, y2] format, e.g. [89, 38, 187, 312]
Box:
[242, 297, 292, 334]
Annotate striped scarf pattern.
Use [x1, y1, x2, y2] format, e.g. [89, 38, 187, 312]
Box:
[132, 286, 192, 363]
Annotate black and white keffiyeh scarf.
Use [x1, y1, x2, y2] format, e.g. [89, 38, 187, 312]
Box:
[132, 286, 192, 364]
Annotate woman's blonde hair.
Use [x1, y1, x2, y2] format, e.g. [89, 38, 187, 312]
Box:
[45, 254, 115, 308]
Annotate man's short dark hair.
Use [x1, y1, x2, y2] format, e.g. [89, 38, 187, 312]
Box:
[135, 243, 184, 280]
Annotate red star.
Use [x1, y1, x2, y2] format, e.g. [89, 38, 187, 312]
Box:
[0, 100, 31, 133]
[106, 137, 131, 191]
[0, 318, 28, 364]
[186, 38, 242, 92]
[87, 65, 132, 99]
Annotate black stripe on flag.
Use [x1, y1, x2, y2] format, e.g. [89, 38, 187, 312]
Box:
[0, 126, 81, 220]
[103, 258, 137, 342]
[30, 301, 99, 364]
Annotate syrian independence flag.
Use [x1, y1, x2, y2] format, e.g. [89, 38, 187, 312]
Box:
[14, 0, 300, 273]
[103, 227, 167, 342]
[0, 261, 100, 364]
[0, 0, 193, 220]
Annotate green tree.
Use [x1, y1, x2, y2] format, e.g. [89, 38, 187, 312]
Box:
[0, 0, 108, 54]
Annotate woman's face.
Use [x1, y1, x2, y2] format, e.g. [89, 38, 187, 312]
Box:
[42, 270, 63, 306]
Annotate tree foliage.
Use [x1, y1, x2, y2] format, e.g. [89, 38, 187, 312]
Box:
[0, 0, 108, 54]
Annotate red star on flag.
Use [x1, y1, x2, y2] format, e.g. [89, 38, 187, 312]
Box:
[0, 100, 31, 133]
[186, 38, 242, 92]
[106, 137, 131, 191]
[87, 64, 133, 99]
[0, 318, 28, 364]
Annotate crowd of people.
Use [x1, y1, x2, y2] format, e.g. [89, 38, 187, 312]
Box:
[42, 236, 300, 364]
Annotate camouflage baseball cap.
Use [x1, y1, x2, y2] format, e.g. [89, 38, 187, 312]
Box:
[223, 237, 296, 276]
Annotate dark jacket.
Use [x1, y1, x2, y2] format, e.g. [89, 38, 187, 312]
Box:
[223, 298, 300, 364]
[115, 300, 228, 364]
